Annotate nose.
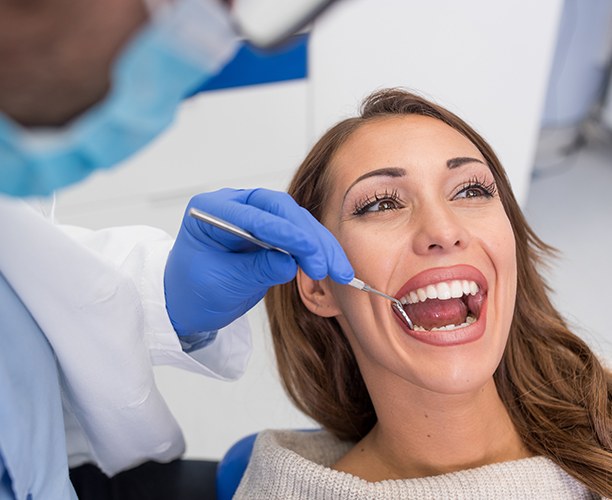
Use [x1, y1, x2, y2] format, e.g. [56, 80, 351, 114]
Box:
[411, 201, 470, 255]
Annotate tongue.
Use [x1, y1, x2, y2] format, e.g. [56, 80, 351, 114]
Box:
[404, 298, 468, 330]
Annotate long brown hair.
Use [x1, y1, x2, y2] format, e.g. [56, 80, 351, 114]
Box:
[265, 88, 612, 497]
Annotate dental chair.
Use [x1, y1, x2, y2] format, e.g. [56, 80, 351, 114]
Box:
[215, 433, 259, 500]
[216, 429, 320, 499]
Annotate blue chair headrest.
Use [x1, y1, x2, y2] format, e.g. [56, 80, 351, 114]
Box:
[216, 432, 259, 500]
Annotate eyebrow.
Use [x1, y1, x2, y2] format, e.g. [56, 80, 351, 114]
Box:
[342, 158, 486, 201]
[343, 167, 406, 202]
[447, 157, 485, 169]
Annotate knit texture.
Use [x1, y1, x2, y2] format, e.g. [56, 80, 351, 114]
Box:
[234, 430, 598, 499]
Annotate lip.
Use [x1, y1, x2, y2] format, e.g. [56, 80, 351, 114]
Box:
[394, 264, 488, 300]
[393, 265, 489, 347]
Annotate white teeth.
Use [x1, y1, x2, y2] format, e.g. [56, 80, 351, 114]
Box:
[412, 313, 476, 332]
[450, 280, 463, 298]
[436, 282, 451, 300]
[401, 280, 480, 304]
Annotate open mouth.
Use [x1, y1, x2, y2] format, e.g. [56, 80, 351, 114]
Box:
[399, 279, 486, 332]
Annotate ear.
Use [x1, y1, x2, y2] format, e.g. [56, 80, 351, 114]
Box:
[296, 268, 342, 318]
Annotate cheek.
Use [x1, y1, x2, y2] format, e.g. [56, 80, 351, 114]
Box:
[475, 208, 517, 279]
[329, 226, 404, 351]
[324, 223, 389, 333]
[502, 232, 518, 335]
[493, 215, 517, 291]
[483, 212, 517, 335]
[336, 224, 404, 282]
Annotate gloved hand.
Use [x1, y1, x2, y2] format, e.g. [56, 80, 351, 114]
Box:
[164, 188, 354, 335]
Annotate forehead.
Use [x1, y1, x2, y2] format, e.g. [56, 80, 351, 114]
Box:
[329, 115, 485, 186]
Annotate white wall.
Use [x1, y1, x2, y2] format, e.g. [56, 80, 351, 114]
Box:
[54, 0, 563, 460]
[310, 0, 563, 205]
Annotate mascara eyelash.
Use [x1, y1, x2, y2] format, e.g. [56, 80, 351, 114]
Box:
[459, 175, 498, 198]
[352, 188, 401, 215]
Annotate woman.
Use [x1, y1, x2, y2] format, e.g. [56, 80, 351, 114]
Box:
[236, 89, 612, 498]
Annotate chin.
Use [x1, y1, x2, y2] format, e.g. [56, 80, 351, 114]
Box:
[395, 329, 508, 397]
[419, 366, 498, 396]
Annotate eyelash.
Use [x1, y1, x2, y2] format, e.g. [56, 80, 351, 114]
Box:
[351, 176, 497, 216]
[352, 189, 402, 216]
[455, 176, 498, 199]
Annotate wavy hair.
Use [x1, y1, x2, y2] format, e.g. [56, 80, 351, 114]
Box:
[265, 88, 611, 497]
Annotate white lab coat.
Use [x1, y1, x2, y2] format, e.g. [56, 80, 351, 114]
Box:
[0, 196, 252, 476]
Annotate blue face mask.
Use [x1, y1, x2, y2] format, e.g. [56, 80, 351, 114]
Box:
[0, 0, 239, 197]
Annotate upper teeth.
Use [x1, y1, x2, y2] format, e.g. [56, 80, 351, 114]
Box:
[400, 280, 479, 305]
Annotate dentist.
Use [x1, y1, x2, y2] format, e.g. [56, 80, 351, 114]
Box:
[0, 0, 352, 498]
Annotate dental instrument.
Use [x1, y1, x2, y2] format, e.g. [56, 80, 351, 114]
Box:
[189, 207, 414, 329]
[189, 207, 291, 255]
[346, 277, 413, 329]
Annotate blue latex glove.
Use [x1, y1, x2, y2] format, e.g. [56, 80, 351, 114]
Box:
[164, 188, 354, 335]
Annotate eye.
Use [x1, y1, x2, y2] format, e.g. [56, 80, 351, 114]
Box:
[353, 189, 403, 215]
[455, 186, 488, 199]
[454, 176, 497, 200]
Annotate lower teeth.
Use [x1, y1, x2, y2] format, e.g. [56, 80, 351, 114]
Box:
[412, 314, 476, 332]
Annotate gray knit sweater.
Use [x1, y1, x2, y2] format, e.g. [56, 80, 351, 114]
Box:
[234, 429, 598, 499]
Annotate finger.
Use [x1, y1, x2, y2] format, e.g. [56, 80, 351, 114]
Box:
[244, 190, 353, 282]
[189, 189, 353, 282]
[244, 190, 342, 279]
[250, 249, 298, 287]
[190, 194, 320, 257]
[294, 207, 354, 284]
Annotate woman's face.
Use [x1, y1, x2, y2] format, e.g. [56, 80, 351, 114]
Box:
[317, 115, 517, 395]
